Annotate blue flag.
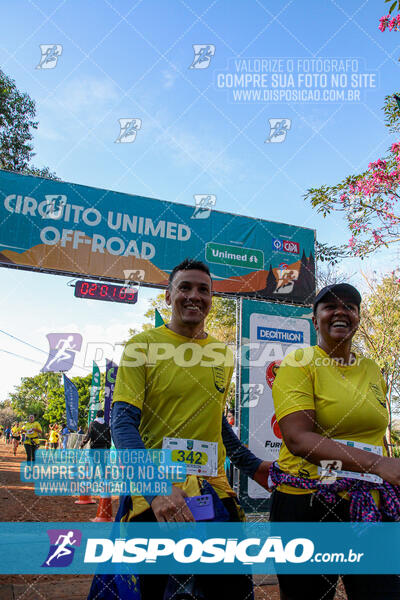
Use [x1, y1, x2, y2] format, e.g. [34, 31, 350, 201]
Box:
[104, 360, 118, 425]
[63, 374, 78, 431]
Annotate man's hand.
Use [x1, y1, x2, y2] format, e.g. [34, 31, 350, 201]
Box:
[151, 485, 195, 522]
[252, 461, 272, 490]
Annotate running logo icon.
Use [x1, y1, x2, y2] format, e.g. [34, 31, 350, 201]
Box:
[36, 45, 63, 69]
[115, 118, 142, 143]
[191, 195, 216, 219]
[265, 119, 291, 143]
[42, 529, 81, 567]
[123, 269, 145, 285]
[42, 333, 83, 373]
[42, 195, 67, 220]
[189, 45, 215, 69]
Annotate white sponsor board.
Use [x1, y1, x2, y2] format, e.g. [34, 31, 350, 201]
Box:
[247, 313, 311, 499]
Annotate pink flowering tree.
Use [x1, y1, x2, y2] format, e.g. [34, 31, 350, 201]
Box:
[379, 13, 400, 32]
[305, 93, 400, 261]
[379, 0, 400, 32]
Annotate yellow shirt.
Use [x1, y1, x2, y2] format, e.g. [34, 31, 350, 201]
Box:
[11, 426, 21, 437]
[22, 421, 42, 445]
[113, 325, 234, 517]
[272, 346, 388, 495]
[49, 430, 59, 443]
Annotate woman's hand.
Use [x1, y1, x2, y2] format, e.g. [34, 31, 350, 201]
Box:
[373, 456, 400, 486]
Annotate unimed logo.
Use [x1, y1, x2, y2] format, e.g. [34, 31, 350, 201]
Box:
[257, 326, 303, 343]
[84, 536, 314, 565]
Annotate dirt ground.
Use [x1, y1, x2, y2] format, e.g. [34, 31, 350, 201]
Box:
[0, 439, 346, 599]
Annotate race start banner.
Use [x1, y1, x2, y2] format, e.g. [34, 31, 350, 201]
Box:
[0, 170, 315, 304]
[239, 299, 316, 512]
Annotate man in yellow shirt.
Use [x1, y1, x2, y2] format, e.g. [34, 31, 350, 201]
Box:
[22, 414, 42, 462]
[110, 259, 270, 600]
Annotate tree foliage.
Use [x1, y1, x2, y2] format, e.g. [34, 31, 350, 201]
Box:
[0, 402, 18, 427]
[0, 68, 58, 178]
[353, 272, 400, 424]
[8, 372, 94, 430]
[306, 94, 400, 261]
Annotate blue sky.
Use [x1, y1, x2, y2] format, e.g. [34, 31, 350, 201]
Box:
[1, 0, 399, 400]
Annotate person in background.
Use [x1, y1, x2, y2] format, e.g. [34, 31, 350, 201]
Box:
[48, 424, 60, 449]
[22, 415, 42, 462]
[80, 410, 111, 450]
[11, 421, 21, 456]
[80, 409, 111, 480]
[270, 283, 400, 600]
[227, 410, 235, 426]
[4, 425, 11, 445]
[61, 424, 70, 449]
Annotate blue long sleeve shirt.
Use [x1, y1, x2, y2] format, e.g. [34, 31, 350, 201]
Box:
[111, 401, 262, 505]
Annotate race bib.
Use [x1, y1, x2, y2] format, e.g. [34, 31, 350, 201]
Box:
[162, 437, 218, 477]
[317, 439, 383, 484]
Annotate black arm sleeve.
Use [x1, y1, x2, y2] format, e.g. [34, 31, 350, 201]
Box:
[222, 415, 262, 478]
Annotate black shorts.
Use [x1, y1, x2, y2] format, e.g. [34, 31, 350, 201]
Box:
[270, 490, 400, 600]
[12, 436, 20, 441]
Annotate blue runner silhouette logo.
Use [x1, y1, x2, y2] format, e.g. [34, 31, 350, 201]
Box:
[42, 529, 81, 567]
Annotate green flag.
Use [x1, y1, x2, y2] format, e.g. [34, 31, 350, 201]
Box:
[88, 361, 101, 424]
[155, 309, 165, 327]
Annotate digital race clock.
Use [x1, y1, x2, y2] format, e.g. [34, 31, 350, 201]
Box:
[74, 280, 138, 304]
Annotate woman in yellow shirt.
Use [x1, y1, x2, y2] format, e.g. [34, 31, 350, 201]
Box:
[22, 414, 42, 462]
[11, 422, 21, 456]
[271, 283, 400, 600]
[48, 424, 60, 449]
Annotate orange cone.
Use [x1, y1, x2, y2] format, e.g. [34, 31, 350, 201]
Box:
[75, 495, 96, 505]
[91, 497, 113, 522]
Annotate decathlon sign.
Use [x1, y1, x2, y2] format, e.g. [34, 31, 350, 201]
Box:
[256, 326, 304, 343]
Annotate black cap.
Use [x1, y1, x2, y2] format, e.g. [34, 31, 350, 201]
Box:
[313, 283, 361, 313]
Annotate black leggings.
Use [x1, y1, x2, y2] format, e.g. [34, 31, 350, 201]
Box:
[24, 443, 37, 462]
[270, 490, 400, 600]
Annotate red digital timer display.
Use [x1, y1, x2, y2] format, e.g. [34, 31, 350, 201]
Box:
[74, 280, 138, 304]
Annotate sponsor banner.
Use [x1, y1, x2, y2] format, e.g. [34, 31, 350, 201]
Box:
[240, 300, 316, 508]
[104, 359, 118, 425]
[63, 374, 79, 431]
[0, 522, 398, 574]
[272, 238, 300, 254]
[0, 170, 315, 304]
[88, 361, 101, 424]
